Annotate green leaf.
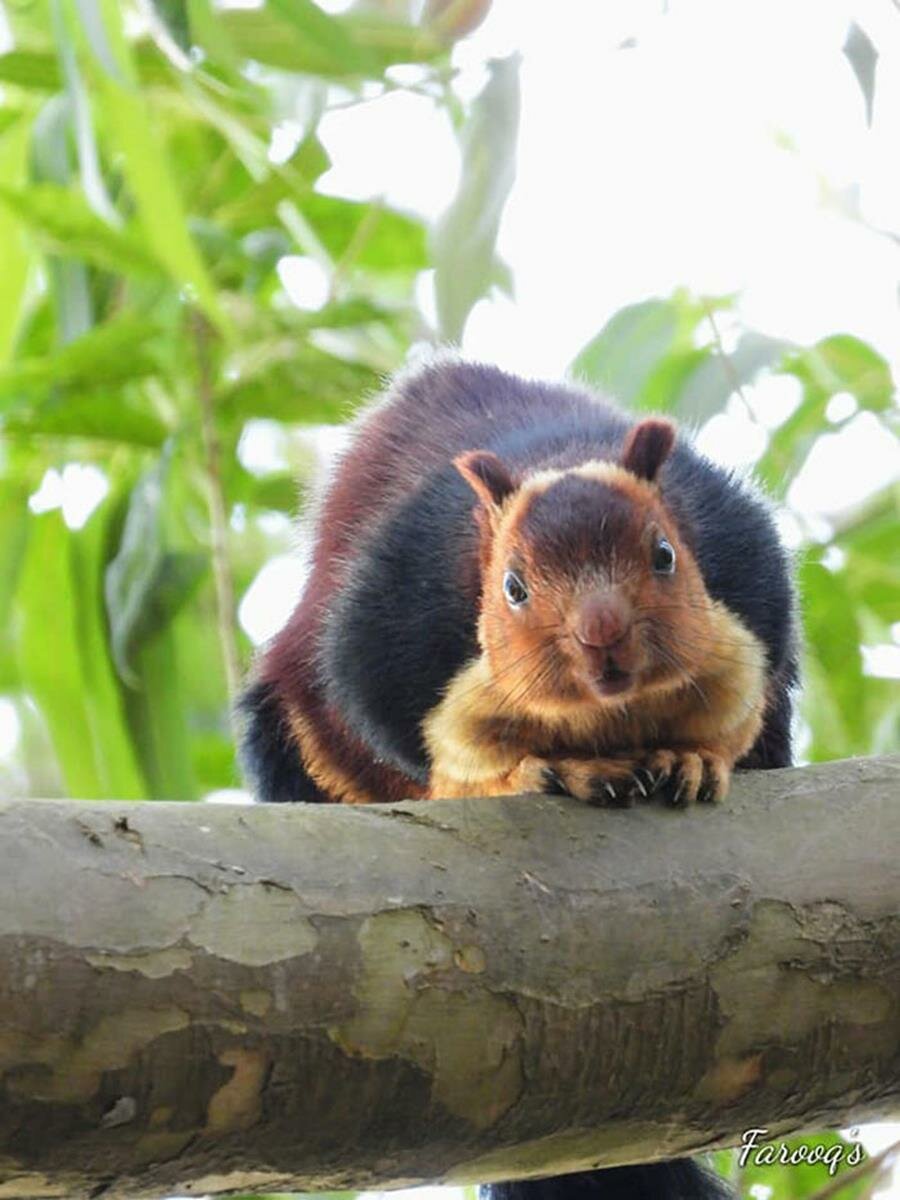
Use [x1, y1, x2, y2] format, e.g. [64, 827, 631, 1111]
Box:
[432, 53, 520, 342]
[16, 506, 146, 799]
[171, 591, 234, 788]
[74, 0, 126, 80]
[0, 477, 30, 689]
[74, 0, 226, 329]
[785, 334, 893, 411]
[835, 491, 900, 627]
[3, 392, 168, 447]
[56, 2, 121, 226]
[122, 631, 199, 799]
[29, 94, 96, 344]
[301, 193, 427, 272]
[105, 457, 207, 801]
[105, 454, 208, 685]
[758, 335, 895, 493]
[0, 314, 167, 405]
[0, 50, 62, 90]
[570, 292, 732, 412]
[186, 0, 242, 75]
[31, 93, 75, 190]
[0, 118, 32, 366]
[0, 110, 23, 141]
[215, 173, 303, 234]
[676, 332, 793, 424]
[147, 0, 192, 56]
[190, 729, 236, 791]
[227, 466, 300, 514]
[573, 297, 685, 401]
[218, 5, 367, 76]
[799, 556, 869, 758]
[293, 296, 395, 331]
[218, 5, 444, 76]
[218, 343, 379, 424]
[99, 79, 226, 327]
[641, 346, 710, 416]
[0, 183, 165, 276]
[292, 133, 331, 185]
[71, 489, 151, 797]
[709, 1150, 736, 1188]
[338, 13, 445, 70]
[267, 0, 376, 74]
[17, 511, 101, 796]
[220, 4, 374, 77]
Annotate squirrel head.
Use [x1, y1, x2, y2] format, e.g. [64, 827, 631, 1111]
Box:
[454, 418, 717, 712]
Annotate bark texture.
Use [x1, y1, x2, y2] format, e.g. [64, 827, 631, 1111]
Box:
[0, 755, 898, 1199]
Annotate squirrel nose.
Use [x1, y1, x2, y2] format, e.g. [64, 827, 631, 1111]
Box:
[574, 592, 631, 649]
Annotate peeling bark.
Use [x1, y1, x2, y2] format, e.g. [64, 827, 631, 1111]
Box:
[0, 756, 898, 1199]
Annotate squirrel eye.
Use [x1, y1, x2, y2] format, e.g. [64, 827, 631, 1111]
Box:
[652, 537, 676, 575]
[503, 569, 529, 607]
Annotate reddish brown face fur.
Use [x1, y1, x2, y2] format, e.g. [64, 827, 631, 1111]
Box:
[455, 424, 721, 719]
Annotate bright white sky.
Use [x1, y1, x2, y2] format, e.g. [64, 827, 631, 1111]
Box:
[319, 0, 900, 375]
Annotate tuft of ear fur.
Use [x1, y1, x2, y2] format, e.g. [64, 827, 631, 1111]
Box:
[454, 450, 518, 510]
[621, 418, 676, 482]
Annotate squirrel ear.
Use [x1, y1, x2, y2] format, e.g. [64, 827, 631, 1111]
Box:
[621, 418, 676, 482]
[454, 450, 518, 510]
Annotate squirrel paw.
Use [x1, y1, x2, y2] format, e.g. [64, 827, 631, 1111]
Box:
[647, 749, 730, 805]
[513, 750, 730, 806]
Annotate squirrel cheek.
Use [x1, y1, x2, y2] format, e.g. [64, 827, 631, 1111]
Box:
[479, 602, 521, 664]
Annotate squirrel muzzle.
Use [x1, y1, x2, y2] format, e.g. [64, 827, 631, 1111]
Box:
[572, 590, 636, 697]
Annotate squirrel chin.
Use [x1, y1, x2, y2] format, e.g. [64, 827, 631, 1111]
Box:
[590, 673, 633, 699]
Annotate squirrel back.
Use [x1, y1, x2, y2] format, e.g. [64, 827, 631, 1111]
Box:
[241, 359, 797, 806]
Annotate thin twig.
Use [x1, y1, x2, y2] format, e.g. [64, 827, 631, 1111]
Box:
[803, 1137, 900, 1200]
[328, 199, 384, 301]
[192, 311, 242, 705]
[701, 299, 757, 423]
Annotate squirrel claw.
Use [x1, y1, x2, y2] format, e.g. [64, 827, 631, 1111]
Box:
[633, 767, 664, 796]
[589, 778, 627, 807]
[655, 750, 730, 805]
[668, 777, 690, 806]
[540, 766, 570, 796]
[519, 749, 731, 807]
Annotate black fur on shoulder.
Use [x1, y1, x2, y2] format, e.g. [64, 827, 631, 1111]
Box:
[660, 449, 798, 687]
[319, 465, 482, 781]
[657, 449, 799, 769]
[237, 681, 325, 804]
[738, 658, 798, 770]
[484, 1159, 733, 1200]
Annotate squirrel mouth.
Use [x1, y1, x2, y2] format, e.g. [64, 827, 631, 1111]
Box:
[575, 640, 635, 698]
[592, 659, 633, 697]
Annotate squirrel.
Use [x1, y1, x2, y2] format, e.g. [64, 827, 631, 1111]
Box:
[240, 358, 798, 1200]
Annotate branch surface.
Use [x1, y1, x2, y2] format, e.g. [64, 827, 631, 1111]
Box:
[0, 756, 898, 1199]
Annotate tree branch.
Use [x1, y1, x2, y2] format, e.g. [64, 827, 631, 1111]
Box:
[1, 755, 898, 1200]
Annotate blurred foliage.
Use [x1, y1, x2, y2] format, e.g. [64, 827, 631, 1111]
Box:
[0, 0, 520, 799]
[0, 3, 897, 1198]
